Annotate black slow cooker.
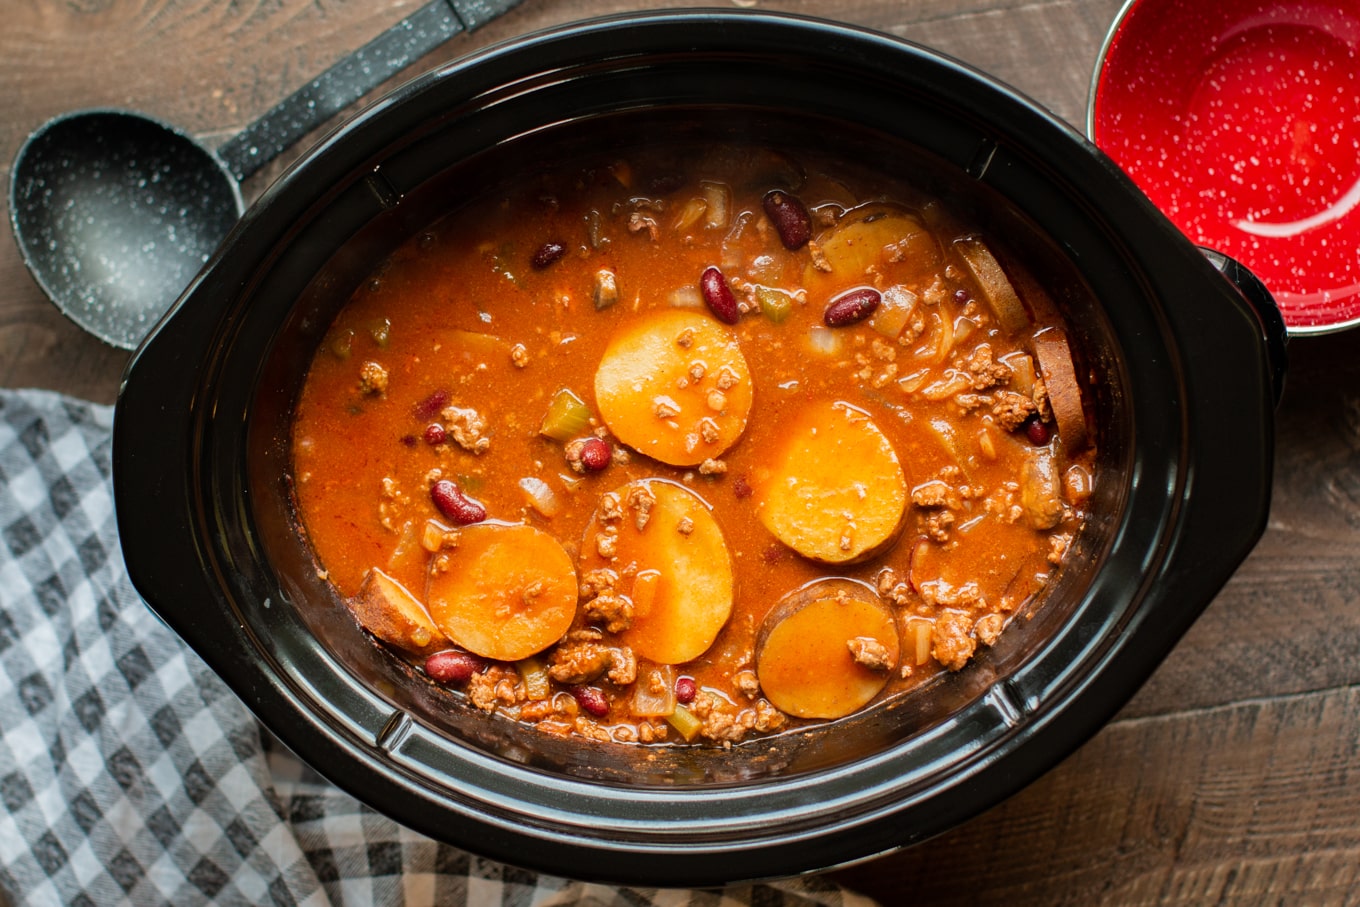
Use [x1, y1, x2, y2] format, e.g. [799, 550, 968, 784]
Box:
[113, 10, 1285, 886]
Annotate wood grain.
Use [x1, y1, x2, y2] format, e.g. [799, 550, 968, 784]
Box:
[835, 684, 1360, 905]
[4, 1, 1359, 904]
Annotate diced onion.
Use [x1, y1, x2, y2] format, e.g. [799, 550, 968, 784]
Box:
[921, 369, 973, 401]
[933, 310, 955, 363]
[518, 476, 561, 518]
[908, 618, 934, 666]
[701, 181, 730, 229]
[1001, 352, 1037, 395]
[806, 324, 843, 357]
[669, 286, 704, 309]
[897, 368, 931, 394]
[672, 197, 708, 232]
[631, 663, 677, 717]
[952, 316, 978, 346]
[869, 285, 918, 339]
[520, 656, 552, 700]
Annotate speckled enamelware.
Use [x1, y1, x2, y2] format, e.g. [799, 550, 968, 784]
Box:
[8, 0, 520, 349]
[1089, 0, 1360, 333]
[114, 10, 1285, 887]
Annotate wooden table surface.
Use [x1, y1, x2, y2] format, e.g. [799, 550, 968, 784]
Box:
[4, 1, 1358, 904]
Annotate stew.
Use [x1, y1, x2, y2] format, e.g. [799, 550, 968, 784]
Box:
[290, 141, 1096, 747]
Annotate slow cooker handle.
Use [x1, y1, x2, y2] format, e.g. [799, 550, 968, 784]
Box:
[1198, 247, 1288, 407]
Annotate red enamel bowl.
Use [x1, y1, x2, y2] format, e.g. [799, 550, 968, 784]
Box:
[1089, 0, 1360, 333]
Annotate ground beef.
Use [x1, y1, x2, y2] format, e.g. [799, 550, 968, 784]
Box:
[583, 592, 634, 633]
[848, 636, 893, 671]
[993, 391, 1037, 431]
[606, 646, 638, 686]
[467, 665, 524, 711]
[698, 458, 727, 475]
[547, 631, 636, 687]
[963, 343, 1013, 390]
[923, 510, 955, 542]
[701, 705, 757, 744]
[626, 483, 656, 531]
[579, 568, 619, 598]
[974, 613, 1006, 647]
[919, 579, 984, 609]
[547, 632, 612, 684]
[439, 404, 491, 453]
[932, 610, 976, 671]
[912, 480, 953, 509]
[597, 491, 623, 522]
[359, 360, 389, 395]
[753, 700, 787, 734]
[733, 669, 760, 698]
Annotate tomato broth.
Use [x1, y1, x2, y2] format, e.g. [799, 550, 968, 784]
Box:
[290, 140, 1096, 747]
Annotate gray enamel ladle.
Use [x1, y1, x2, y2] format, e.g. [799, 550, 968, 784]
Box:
[9, 0, 521, 350]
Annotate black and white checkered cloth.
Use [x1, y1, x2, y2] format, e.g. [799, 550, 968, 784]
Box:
[0, 388, 880, 907]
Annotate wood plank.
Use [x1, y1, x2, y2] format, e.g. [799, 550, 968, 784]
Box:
[834, 682, 1360, 905]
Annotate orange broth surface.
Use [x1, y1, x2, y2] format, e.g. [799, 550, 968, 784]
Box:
[290, 143, 1096, 746]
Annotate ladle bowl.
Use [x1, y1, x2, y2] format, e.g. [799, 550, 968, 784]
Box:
[8, 0, 521, 350]
[10, 111, 243, 349]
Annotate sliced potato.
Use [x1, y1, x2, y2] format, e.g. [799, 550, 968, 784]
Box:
[348, 567, 448, 655]
[756, 579, 899, 719]
[384, 520, 430, 595]
[594, 310, 753, 466]
[580, 479, 733, 664]
[804, 204, 942, 295]
[1032, 327, 1089, 456]
[436, 329, 513, 366]
[425, 522, 578, 662]
[754, 400, 909, 564]
[1019, 448, 1064, 530]
[955, 238, 1030, 336]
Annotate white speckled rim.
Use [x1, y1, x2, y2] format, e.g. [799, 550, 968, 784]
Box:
[1086, 0, 1360, 336]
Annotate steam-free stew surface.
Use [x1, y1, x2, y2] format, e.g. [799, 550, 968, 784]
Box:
[291, 143, 1095, 746]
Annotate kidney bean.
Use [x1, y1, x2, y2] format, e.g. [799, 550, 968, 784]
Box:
[531, 240, 567, 269]
[414, 389, 448, 421]
[823, 287, 882, 327]
[431, 479, 487, 525]
[731, 476, 753, 500]
[578, 437, 611, 472]
[425, 649, 486, 684]
[699, 266, 740, 325]
[675, 676, 697, 705]
[572, 685, 610, 718]
[423, 423, 446, 446]
[1024, 415, 1052, 446]
[762, 189, 812, 250]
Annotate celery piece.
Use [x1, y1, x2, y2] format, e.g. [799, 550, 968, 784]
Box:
[756, 286, 794, 323]
[540, 388, 592, 441]
[666, 704, 703, 742]
[329, 329, 355, 360]
[369, 317, 392, 348]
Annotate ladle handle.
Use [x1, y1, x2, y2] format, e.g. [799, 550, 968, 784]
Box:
[216, 0, 521, 181]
